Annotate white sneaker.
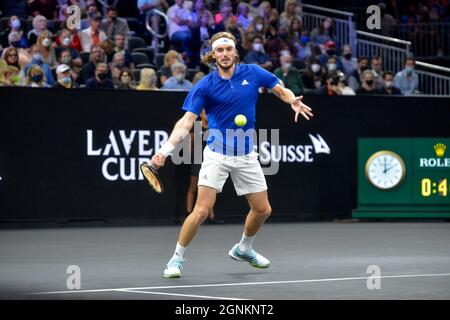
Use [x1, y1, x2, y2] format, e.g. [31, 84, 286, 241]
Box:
[228, 244, 270, 268]
[163, 256, 185, 278]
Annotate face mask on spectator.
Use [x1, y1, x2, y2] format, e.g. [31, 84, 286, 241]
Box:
[256, 24, 263, 31]
[31, 74, 43, 82]
[311, 63, 321, 73]
[253, 43, 262, 52]
[360, 65, 368, 72]
[366, 79, 374, 86]
[300, 35, 309, 44]
[405, 66, 414, 74]
[280, 50, 290, 57]
[42, 38, 51, 47]
[327, 63, 336, 71]
[326, 49, 336, 56]
[344, 53, 352, 60]
[62, 37, 71, 46]
[11, 19, 21, 30]
[279, 32, 288, 39]
[314, 80, 322, 88]
[175, 73, 185, 83]
[11, 40, 20, 48]
[61, 56, 71, 64]
[61, 76, 72, 84]
[282, 63, 292, 69]
[385, 80, 393, 88]
[33, 53, 42, 62]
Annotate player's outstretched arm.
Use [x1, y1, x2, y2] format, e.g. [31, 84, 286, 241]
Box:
[270, 84, 314, 123]
[151, 111, 198, 169]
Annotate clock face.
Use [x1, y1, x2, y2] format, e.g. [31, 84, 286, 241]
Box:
[365, 151, 406, 190]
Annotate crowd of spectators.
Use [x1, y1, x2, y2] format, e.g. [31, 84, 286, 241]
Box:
[0, 0, 439, 96]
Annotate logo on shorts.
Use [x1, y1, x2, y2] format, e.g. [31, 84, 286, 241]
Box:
[203, 174, 208, 180]
[241, 79, 249, 86]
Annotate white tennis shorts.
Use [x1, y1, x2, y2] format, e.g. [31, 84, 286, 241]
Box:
[197, 146, 268, 196]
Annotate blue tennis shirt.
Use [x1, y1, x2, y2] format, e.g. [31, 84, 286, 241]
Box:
[182, 64, 279, 156]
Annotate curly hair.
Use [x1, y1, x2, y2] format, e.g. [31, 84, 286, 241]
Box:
[201, 32, 240, 65]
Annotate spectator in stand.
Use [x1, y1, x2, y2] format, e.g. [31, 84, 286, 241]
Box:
[115, 68, 135, 90]
[28, 15, 52, 47]
[113, 33, 133, 68]
[21, 44, 54, 86]
[295, 31, 313, 65]
[27, 0, 57, 20]
[167, 0, 194, 63]
[5, 31, 28, 53]
[247, 0, 261, 19]
[264, 20, 282, 63]
[325, 56, 343, 75]
[55, 29, 81, 64]
[214, 0, 234, 25]
[274, 54, 305, 96]
[0, 0, 28, 19]
[161, 62, 193, 90]
[280, 0, 302, 30]
[101, 6, 130, 40]
[159, 50, 182, 85]
[36, 31, 57, 67]
[244, 35, 273, 71]
[377, 71, 402, 95]
[85, 62, 114, 89]
[80, 13, 108, 53]
[319, 40, 343, 68]
[355, 69, 377, 94]
[223, 15, 246, 57]
[53, 63, 78, 88]
[315, 71, 344, 96]
[99, 38, 116, 63]
[258, 1, 272, 26]
[80, 3, 100, 30]
[347, 56, 369, 92]
[191, 0, 211, 27]
[236, 2, 253, 31]
[394, 57, 419, 95]
[1, 65, 21, 87]
[287, 17, 302, 47]
[25, 64, 49, 87]
[110, 51, 127, 84]
[311, 17, 334, 47]
[379, 2, 396, 36]
[339, 44, 357, 79]
[77, 45, 105, 85]
[0, 16, 28, 49]
[335, 70, 355, 95]
[1, 48, 20, 70]
[371, 56, 384, 90]
[136, 68, 159, 90]
[192, 71, 205, 85]
[302, 60, 326, 91]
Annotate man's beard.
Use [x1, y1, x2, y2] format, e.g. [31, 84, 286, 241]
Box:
[216, 60, 235, 71]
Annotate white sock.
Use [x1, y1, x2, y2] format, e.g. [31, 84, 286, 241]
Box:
[173, 242, 186, 259]
[238, 233, 255, 252]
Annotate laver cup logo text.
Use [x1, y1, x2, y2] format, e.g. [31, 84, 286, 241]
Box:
[86, 127, 331, 181]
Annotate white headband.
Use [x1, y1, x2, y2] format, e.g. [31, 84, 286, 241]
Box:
[212, 37, 235, 51]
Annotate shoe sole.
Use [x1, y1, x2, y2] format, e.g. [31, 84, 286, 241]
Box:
[228, 249, 270, 269]
[163, 273, 181, 278]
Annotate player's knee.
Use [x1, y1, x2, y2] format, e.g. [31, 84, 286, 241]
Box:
[193, 205, 211, 222]
[255, 204, 272, 219]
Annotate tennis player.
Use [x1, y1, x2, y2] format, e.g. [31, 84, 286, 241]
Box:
[151, 32, 313, 278]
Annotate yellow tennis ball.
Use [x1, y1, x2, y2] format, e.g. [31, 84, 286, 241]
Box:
[234, 114, 247, 127]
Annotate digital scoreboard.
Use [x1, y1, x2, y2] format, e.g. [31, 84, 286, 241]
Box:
[353, 138, 450, 218]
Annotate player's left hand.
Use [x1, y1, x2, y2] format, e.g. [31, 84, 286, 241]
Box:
[291, 95, 314, 123]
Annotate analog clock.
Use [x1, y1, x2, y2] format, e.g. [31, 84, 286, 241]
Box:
[365, 150, 406, 190]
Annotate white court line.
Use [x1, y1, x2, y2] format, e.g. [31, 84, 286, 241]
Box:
[117, 289, 248, 300]
[30, 272, 450, 296]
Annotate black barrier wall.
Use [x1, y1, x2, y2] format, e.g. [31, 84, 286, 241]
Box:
[1, 87, 449, 223]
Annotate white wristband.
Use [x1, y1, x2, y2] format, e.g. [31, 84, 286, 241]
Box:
[157, 142, 175, 157]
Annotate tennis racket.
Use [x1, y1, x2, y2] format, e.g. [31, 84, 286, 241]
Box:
[140, 162, 164, 193]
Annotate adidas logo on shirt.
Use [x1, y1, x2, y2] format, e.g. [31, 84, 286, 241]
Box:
[241, 79, 249, 85]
